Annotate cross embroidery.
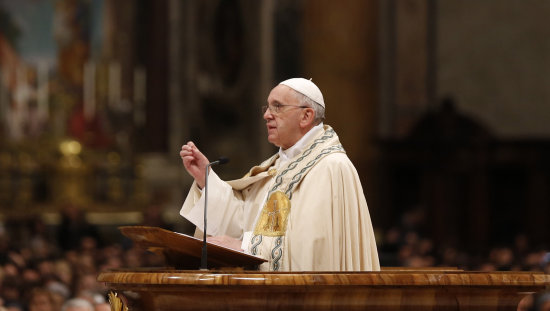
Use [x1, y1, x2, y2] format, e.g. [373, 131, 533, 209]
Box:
[265, 199, 280, 232]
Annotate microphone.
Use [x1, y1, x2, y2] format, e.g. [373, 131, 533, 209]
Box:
[200, 157, 230, 270]
[210, 156, 229, 166]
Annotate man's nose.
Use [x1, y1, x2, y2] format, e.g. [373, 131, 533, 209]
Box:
[263, 108, 273, 120]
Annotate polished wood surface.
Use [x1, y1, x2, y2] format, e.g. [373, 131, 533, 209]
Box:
[98, 269, 550, 311]
[119, 226, 266, 269]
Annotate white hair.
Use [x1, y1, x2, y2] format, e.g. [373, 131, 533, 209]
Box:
[292, 90, 325, 124]
[61, 298, 94, 311]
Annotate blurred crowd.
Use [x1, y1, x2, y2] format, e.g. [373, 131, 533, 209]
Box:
[0, 205, 548, 310]
[378, 208, 550, 273]
[0, 204, 165, 311]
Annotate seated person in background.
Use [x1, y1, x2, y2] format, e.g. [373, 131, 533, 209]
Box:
[180, 78, 380, 271]
[61, 298, 93, 311]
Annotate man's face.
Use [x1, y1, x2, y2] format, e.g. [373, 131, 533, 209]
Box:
[263, 85, 304, 149]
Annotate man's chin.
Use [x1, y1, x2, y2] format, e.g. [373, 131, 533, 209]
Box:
[267, 136, 279, 147]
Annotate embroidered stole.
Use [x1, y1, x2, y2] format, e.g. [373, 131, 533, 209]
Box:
[249, 126, 345, 271]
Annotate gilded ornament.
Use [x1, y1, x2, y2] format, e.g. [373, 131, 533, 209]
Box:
[108, 291, 128, 311]
[254, 191, 290, 236]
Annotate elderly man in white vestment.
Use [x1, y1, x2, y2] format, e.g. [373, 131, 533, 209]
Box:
[179, 78, 380, 271]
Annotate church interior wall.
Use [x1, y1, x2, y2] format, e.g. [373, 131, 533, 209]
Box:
[0, 0, 548, 262]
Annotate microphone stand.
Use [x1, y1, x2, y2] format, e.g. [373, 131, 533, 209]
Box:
[200, 157, 228, 270]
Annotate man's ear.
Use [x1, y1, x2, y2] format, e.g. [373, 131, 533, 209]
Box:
[300, 108, 315, 127]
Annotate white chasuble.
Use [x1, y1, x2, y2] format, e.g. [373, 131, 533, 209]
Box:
[180, 125, 380, 271]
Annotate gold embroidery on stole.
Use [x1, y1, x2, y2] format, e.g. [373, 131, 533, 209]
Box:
[254, 191, 290, 236]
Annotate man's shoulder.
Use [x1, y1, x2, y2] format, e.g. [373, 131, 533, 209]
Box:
[320, 151, 351, 162]
[313, 152, 355, 170]
[304, 152, 359, 184]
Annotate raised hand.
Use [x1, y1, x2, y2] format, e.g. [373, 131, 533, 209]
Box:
[180, 141, 210, 188]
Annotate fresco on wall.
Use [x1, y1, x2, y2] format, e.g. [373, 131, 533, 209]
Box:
[0, 0, 110, 144]
[0, 0, 147, 212]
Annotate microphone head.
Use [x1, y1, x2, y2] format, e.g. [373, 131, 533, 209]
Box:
[218, 156, 229, 165]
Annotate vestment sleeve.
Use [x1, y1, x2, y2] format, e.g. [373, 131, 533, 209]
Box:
[180, 171, 245, 238]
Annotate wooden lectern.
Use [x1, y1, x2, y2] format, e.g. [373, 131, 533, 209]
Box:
[117, 226, 266, 269]
[98, 226, 550, 311]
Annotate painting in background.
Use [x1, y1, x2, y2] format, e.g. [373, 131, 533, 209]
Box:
[0, 0, 147, 213]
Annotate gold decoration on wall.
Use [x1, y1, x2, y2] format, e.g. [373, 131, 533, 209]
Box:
[54, 139, 89, 205]
[106, 152, 123, 203]
[14, 152, 35, 206]
[0, 152, 12, 204]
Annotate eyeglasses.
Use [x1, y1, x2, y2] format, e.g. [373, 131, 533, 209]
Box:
[262, 103, 309, 115]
